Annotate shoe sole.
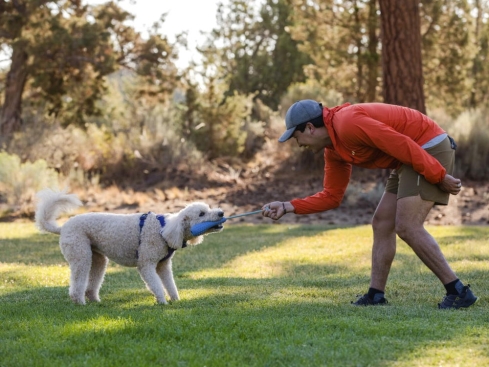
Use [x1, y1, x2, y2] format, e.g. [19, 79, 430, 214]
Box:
[439, 296, 479, 310]
[351, 301, 388, 306]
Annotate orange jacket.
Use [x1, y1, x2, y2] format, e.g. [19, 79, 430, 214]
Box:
[290, 103, 447, 214]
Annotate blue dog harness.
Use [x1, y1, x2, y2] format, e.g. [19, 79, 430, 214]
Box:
[137, 212, 187, 262]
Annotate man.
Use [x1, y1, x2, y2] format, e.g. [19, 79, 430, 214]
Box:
[262, 100, 478, 309]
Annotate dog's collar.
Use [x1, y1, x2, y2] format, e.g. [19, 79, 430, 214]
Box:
[137, 212, 187, 261]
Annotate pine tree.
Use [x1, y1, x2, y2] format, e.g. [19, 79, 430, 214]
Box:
[205, 0, 310, 110]
[379, 0, 426, 113]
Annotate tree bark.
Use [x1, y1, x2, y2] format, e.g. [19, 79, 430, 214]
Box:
[365, 0, 379, 102]
[378, 0, 426, 114]
[1, 43, 29, 137]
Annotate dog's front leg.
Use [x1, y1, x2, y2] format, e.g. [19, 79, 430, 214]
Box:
[157, 259, 179, 301]
[137, 263, 167, 304]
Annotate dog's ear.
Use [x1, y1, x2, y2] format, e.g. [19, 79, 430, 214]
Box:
[180, 214, 204, 245]
[160, 213, 185, 249]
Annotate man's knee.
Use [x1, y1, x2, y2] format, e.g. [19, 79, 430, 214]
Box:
[394, 219, 417, 241]
[372, 212, 395, 234]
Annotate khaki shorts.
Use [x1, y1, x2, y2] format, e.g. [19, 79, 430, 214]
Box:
[385, 136, 455, 205]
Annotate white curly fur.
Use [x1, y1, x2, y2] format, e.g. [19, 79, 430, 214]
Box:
[35, 189, 224, 305]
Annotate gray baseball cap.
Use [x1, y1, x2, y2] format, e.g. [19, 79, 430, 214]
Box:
[279, 99, 323, 142]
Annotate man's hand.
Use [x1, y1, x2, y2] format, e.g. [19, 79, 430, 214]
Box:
[438, 174, 462, 195]
[262, 201, 294, 220]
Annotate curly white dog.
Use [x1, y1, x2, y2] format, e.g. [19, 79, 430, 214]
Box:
[35, 189, 224, 305]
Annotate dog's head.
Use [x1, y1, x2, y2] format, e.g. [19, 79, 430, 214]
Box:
[160, 202, 224, 248]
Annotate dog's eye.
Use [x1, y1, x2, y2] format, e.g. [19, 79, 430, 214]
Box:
[199, 211, 206, 217]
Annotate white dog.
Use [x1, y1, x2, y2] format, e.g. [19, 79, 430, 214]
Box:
[35, 189, 224, 305]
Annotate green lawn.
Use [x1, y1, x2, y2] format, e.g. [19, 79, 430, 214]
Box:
[1, 222, 488, 367]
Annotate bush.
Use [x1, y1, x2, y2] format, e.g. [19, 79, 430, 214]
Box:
[345, 181, 384, 209]
[276, 82, 345, 173]
[5, 75, 206, 187]
[280, 81, 344, 115]
[0, 152, 59, 213]
[453, 109, 489, 180]
[189, 89, 254, 160]
[431, 108, 489, 180]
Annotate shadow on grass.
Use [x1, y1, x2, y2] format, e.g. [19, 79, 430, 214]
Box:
[171, 224, 346, 273]
[432, 225, 489, 241]
[2, 224, 487, 301]
[0, 232, 65, 265]
[2, 223, 485, 267]
[0, 223, 336, 268]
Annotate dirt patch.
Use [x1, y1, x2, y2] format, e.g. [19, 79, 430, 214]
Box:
[69, 167, 489, 228]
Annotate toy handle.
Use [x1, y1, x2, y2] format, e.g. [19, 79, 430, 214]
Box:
[226, 209, 264, 219]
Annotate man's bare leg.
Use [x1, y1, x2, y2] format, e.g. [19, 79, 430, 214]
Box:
[395, 195, 457, 284]
[370, 192, 398, 291]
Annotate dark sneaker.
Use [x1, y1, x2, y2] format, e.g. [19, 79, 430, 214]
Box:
[351, 293, 388, 306]
[438, 284, 478, 309]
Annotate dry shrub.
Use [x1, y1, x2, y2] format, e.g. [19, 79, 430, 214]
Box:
[345, 181, 385, 209]
[274, 82, 345, 173]
[279, 81, 344, 116]
[5, 99, 205, 189]
[0, 152, 59, 214]
[430, 108, 489, 180]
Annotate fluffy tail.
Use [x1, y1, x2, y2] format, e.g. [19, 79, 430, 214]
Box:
[35, 189, 82, 234]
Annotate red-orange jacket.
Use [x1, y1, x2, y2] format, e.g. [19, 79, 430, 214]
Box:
[290, 103, 447, 214]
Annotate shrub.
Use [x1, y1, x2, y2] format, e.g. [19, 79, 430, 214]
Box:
[453, 109, 489, 180]
[0, 152, 59, 213]
[280, 81, 344, 115]
[345, 181, 384, 209]
[5, 75, 206, 187]
[190, 89, 254, 160]
[431, 108, 489, 180]
[276, 82, 345, 173]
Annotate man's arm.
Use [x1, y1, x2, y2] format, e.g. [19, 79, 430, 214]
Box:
[290, 150, 352, 214]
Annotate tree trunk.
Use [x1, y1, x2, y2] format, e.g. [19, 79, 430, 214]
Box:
[378, 0, 426, 114]
[365, 0, 379, 102]
[1, 44, 29, 137]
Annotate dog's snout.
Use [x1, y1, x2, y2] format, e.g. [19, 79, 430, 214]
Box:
[218, 211, 224, 217]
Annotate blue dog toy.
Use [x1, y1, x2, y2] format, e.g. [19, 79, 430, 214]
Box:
[191, 209, 264, 236]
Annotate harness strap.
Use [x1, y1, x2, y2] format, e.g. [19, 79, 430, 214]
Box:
[137, 212, 187, 262]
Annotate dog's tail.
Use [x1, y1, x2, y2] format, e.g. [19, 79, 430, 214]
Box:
[35, 189, 82, 234]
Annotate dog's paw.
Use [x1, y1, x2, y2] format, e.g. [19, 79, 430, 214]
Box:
[85, 290, 101, 302]
[156, 298, 168, 305]
[70, 295, 86, 305]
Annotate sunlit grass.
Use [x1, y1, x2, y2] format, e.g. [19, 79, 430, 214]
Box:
[1, 222, 488, 366]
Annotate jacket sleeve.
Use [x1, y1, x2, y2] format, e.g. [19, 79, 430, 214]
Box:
[291, 149, 352, 214]
[347, 113, 446, 184]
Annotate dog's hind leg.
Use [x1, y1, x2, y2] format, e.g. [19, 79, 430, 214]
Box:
[157, 259, 179, 301]
[138, 263, 168, 304]
[61, 237, 92, 305]
[86, 251, 108, 302]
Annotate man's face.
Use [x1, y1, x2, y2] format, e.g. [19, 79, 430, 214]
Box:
[292, 125, 324, 153]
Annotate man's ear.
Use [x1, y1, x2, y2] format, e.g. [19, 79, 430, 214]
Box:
[306, 122, 315, 134]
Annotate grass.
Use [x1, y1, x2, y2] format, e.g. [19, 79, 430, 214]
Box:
[1, 222, 488, 367]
